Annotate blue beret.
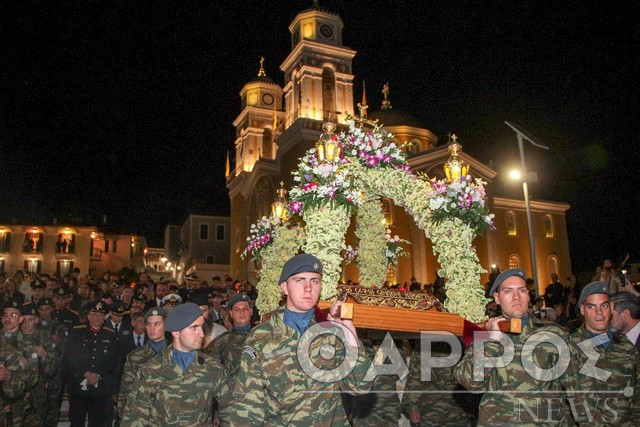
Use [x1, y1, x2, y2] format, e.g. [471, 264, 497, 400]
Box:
[227, 293, 251, 310]
[578, 281, 610, 307]
[144, 306, 168, 321]
[279, 254, 323, 284]
[489, 268, 527, 296]
[165, 303, 203, 332]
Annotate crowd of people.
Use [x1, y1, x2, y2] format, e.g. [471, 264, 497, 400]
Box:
[0, 254, 637, 426]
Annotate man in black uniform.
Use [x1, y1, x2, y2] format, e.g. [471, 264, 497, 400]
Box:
[64, 300, 120, 426]
[52, 287, 79, 332]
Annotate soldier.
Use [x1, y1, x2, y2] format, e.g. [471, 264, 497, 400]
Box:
[230, 253, 372, 426]
[0, 335, 33, 427]
[122, 303, 226, 426]
[51, 287, 79, 331]
[453, 268, 575, 426]
[107, 301, 133, 338]
[117, 306, 169, 417]
[19, 305, 60, 426]
[568, 282, 640, 425]
[36, 297, 67, 427]
[1, 301, 40, 426]
[208, 293, 253, 422]
[610, 291, 640, 349]
[27, 279, 46, 306]
[64, 301, 120, 426]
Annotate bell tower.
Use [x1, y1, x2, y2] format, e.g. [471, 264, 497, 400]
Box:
[281, 2, 355, 127]
[233, 58, 284, 174]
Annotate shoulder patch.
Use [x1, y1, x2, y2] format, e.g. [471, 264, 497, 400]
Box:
[242, 345, 257, 360]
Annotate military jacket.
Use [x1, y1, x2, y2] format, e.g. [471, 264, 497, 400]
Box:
[229, 306, 372, 426]
[122, 346, 226, 426]
[37, 318, 69, 355]
[568, 325, 640, 425]
[64, 324, 119, 396]
[209, 328, 248, 389]
[22, 329, 59, 379]
[454, 318, 575, 426]
[118, 341, 167, 415]
[52, 308, 79, 331]
[0, 335, 30, 400]
[3, 331, 39, 390]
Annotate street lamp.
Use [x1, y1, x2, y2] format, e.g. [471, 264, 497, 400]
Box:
[505, 121, 549, 298]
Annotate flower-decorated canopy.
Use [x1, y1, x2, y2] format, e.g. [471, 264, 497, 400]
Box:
[243, 114, 494, 322]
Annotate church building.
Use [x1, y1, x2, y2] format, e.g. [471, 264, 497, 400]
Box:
[226, 4, 571, 296]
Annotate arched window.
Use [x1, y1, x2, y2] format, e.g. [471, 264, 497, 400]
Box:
[321, 67, 336, 121]
[250, 178, 274, 222]
[509, 254, 520, 269]
[547, 255, 559, 276]
[506, 211, 517, 236]
[543, 214, 554, 238]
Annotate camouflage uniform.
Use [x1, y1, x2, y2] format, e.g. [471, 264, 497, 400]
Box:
[229, 306, 372, 426]
[454, 318, 575, 426]
[117, 341, 167, 417]
[0, 336, 34, 427]
[21, 328, 60, 426]
[403, 345, 473, 426]
[2, 330, 41, 427]
[121, 346, 226, 426]
[569, 325, 640, 425]
[36, 318, 67, 426]
[208, 328, 249, 425]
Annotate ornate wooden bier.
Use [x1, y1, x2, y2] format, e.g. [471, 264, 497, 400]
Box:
[318, 285, 521, 338]
[318, 285, 465, 336]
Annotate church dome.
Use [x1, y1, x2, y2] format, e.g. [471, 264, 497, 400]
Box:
[368, 108, 426, 129]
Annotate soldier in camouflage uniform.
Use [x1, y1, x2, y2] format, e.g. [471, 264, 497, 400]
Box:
[19, 305, 60, 426]
[230, 254, 372, 426]
[208, 293, 253, 423]
[117, 306, 169, 417]
[35, 297, 67, 426]
[403, 339, 476, 426]
[568, 283, 640, 425]
[0, 335, 34, 427]
[454, 269, 576, 426]
[1, 300, 40, 426]
[122, 303, 226, 426]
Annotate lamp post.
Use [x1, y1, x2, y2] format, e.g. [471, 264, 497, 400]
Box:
[505, 122, 549, 298]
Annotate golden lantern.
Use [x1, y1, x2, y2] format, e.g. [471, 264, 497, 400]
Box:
[444, 133, 469, 182]
[316, 120, 341, 162]
[271, 182, 288, 222]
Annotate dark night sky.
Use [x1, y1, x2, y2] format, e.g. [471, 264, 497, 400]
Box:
[1, 1, 638, 273]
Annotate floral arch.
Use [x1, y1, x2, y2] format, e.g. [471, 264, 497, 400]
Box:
[243, 116, 494, 323]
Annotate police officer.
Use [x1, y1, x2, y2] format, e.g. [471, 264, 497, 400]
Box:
[117, 306, 169, 417]
[569, 282, 640, 425]
[230, 253, 371, 426]
[454, 268, 576, 425]
[122, 303, 226, 426]
[64, 301, 120, 426]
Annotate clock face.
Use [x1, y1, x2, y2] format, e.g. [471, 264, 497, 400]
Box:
[320, 24, 333, 38]
[262, 93, 274, 105]
[293, 30, 300, 45]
